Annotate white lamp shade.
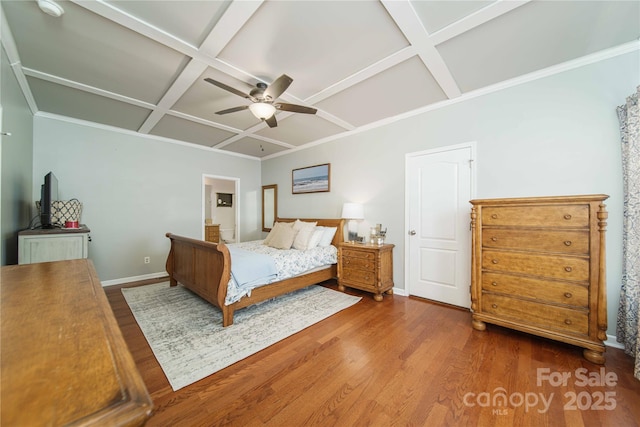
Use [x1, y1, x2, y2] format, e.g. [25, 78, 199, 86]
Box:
[249, 102, 276, 119]
[341, 203, 364, 219]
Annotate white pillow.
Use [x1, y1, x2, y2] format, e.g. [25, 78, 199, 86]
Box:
[307, 227, 326, 249]
[292, 220, 318, 250]
[318, 226, 337, 247]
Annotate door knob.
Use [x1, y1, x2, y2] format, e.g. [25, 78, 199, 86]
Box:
[408, 230, 416, 235]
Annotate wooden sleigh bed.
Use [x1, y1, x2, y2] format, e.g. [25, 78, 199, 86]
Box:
[165, 218, 344, 327]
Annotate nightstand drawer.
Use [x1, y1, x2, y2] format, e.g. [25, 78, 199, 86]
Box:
[482, 272, 588, 308]
[341, 256, 375, 270]
[341, 248, 375, 260]
[482, 250, 589, 281]
[342, 268, 376, 286]
[482, 205, 589, 227]
[481, 229, 589, 254]
[482, 293, 588, 336]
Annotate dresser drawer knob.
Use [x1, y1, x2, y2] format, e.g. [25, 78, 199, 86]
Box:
[564, 266, 572, 272]
[564, 241, 572, 246]
[492, 259, 499, 264]
[564, 292, 573, 298]
[491, 214, 498, 219]
[491, 304, 498, 309]
[491, 281, 498, 286]
[564, 214, 572, 220]
[564, 319, 572, 325]
[491, 237, 498, 242]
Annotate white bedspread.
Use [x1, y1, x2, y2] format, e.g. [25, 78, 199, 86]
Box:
[224, 240, 338, 305]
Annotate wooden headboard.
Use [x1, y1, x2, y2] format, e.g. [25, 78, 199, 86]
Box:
[275, 218, 345, 247]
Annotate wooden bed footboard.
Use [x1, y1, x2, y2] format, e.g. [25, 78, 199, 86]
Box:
[165, 218, 344, 327]
[165, 233, 230, 314]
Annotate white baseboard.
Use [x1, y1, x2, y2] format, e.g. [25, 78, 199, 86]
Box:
[392, 286, 407, 297]
[605, 335, 625, 350]
[101, 271, 168, 287]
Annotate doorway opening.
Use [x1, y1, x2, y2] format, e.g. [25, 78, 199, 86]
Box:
[203, 175, 239, 244]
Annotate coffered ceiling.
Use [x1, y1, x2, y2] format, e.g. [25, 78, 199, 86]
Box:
[2, 0, 639, 159]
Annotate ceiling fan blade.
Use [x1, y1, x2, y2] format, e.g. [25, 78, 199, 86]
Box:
[264, 74, 293, 100]
[216, 105, 249, 115]
[204, 78, 251, 99]
[265, 115, 278, 128]
[275, 103, 317, 114]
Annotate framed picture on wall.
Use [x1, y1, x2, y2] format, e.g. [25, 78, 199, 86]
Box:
[292, 163, 330, 194]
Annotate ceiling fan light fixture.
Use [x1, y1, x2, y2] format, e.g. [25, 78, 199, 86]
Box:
[249, 102, 276, 120]
[37, 0, 65, 17]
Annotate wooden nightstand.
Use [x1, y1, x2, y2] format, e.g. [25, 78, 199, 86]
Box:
[205, 224, 220, 243]
[337, 243, 394, 301]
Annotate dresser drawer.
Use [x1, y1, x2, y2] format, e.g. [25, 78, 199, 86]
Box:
[342, 268, 376, 286]
[481, 229, 589, 254]
[482, 294, 588, 335]
[482, 250, 589, 281]
[482, 272, 588, 308]
[482, 205, 589, 227]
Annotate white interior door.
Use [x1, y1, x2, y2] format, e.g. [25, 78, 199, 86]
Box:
[406, 144, 474, 308]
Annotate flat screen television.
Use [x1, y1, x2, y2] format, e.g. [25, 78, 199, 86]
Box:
[40, 172, 59, 228]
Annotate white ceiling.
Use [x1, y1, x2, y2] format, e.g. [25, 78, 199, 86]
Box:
[2, 0, 639, 159]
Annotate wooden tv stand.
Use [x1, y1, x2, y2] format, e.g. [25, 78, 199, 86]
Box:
[1, 259, 152, 426]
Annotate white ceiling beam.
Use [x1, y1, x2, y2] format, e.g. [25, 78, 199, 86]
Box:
[1, 10, 38, 114]
[138, 59, 209, 133]
[76, 1, 265, 135]
[305, 46, 416, 105]
[23, 67, 156, 110]
[429, 0, 531, 46]
[70, 0, 199, 56]
[212, 124, 296, 150]
[381, 0, 461, 99]
[167, 109, 245, 135]
[198, 1, 263, 59]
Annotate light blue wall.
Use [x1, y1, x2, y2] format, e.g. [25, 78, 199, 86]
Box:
[262, 51, 640, 335]
[32, 117, 262, 282]
[1, 45, 33, 266]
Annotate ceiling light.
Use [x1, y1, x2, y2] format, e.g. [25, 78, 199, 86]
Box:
[249, 103, 276, 120]
[37, 0, 65, 17]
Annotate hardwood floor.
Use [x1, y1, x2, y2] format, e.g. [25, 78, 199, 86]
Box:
[105, 279, 640, 426]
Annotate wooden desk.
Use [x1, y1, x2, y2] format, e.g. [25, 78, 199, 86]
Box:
[1, 260, 152, 426]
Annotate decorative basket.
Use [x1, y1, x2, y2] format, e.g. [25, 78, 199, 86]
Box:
[36, 199, 83, 227]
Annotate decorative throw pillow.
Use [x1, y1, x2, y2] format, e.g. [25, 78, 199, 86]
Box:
[318, 226, 337, 247]
[263, 221, 293, 246]
[292, 220, 318, 250]
[267, 225, 297, 249]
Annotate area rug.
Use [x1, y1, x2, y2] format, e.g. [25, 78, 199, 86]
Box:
[121, 282, 361, 391]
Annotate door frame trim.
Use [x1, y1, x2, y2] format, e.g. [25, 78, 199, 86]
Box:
[404, 141, 477, 298]
[202, 174, 240, 242]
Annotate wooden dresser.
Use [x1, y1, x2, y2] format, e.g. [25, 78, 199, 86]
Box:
[470, 195, 608, 364]
[1, 260, 153, 426]
[205, 224, 220, 243]
[338, 243, 394, 301]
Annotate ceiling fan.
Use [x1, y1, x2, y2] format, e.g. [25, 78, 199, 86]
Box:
[204, 74, 317, 128]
